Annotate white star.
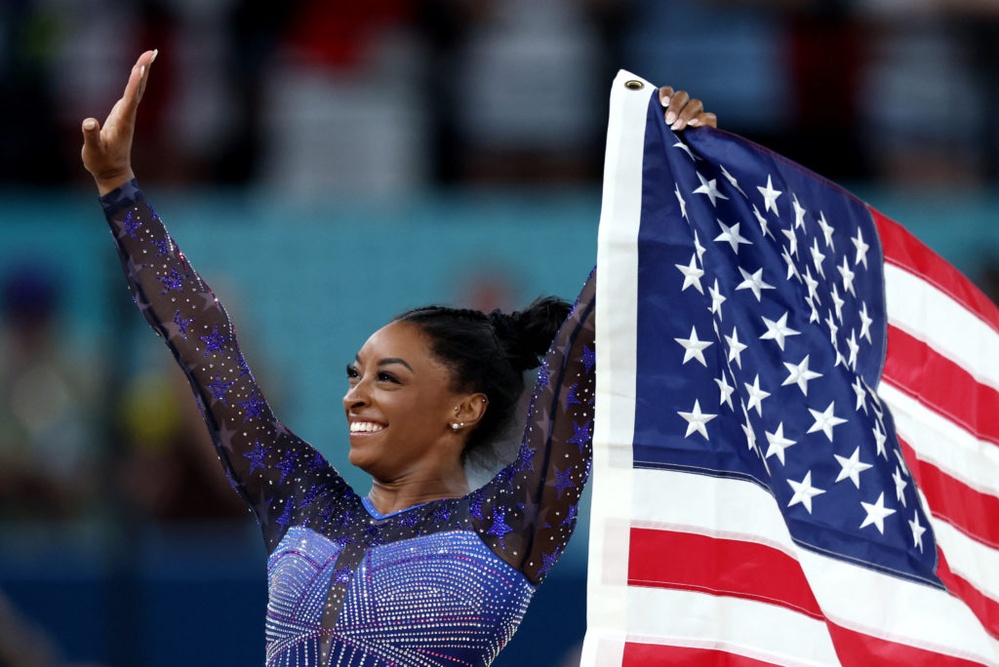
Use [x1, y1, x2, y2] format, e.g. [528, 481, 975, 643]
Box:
[675, 254, 705, 294]
[708, 279, 726, 319]
[765, 422, 797, 465]
[741, 407, 759, 454]
[830, 283, 845, 323]
[837, 256, 856, 297]
[744, 374, 771, 417]
[809, 238, 827, 278]
[807, 401, 847, 442]
[806, 296, 820, 324]
[752, 204, 772, 238]
[909, 511, 927, 551]
[758, 175, 782, 214]
[760, 312, 800, 351]
[673, 141, 696, 161]
[678, 399, 717, 439]
[781, 246, 801, 282]
[892, 466, 908, 507]
[860, 492, 896, 534]
[725, 327, 748, 369]
[782, 355, 823, 396]
[894, 444, 909, 475]
[788, 471, 825, 514]
[720, 165, 747, 197]
[817, 212, 836, 250]
[872, 420, 888, 459]
[714, 219, 752, 254]
[674, 184, 688, 219]
[858, 302, 873, 344]
[834, 446, 873, 488]
[825, 310, 839, 347]
[715, 374, 735, 410]
[792, 195, 807, 230]
[735, 267, 775, 302]
[852, 226, 870, 269]
[803, 266, 820, 303]
[846, 329, 860, 370]
[781, 227, 798, 257]
[693, 231, 707, 264]
[852, 376, 868, 413]
[694, 172, 728, 207]
[674, 326, 714, 367]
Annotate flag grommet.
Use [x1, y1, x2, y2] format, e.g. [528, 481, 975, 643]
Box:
[624, 80, 645, 91]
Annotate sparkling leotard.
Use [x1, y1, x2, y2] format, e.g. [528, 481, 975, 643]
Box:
[100, 181, 596, 667]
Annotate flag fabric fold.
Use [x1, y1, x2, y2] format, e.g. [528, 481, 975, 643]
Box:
[582, 71, 999, 666]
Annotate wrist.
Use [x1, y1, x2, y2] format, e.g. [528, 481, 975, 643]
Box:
[94, 169, 136, 197]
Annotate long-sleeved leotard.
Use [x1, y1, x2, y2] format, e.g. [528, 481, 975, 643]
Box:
[101, 181, 595, 667]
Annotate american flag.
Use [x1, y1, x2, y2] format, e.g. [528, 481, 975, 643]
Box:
[581, 72, 999, 666]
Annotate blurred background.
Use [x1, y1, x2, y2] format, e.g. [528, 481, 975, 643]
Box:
[3, 0, 999, 664]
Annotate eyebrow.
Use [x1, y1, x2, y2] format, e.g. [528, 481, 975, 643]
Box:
[355, 354, 413, 372]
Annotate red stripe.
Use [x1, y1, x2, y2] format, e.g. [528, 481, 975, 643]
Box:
[871, 206, 999, 333]
[884, 326, 999, 446]
[627, 528, 822, 618]
[622, 642, 780, 666]
[824, 619, 989, 666]
[935, 547, 999, 642]
[896, 435, 999, 549]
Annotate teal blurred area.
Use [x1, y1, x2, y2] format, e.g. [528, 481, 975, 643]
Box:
[1, 183, 997, 665]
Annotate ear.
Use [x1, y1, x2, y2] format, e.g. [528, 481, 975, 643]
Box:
[452, 392, 489, 429]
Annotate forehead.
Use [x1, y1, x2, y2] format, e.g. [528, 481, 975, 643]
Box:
[358, 320, 435, 364]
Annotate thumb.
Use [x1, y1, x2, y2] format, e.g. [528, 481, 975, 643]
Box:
[81, 118, 101, 146]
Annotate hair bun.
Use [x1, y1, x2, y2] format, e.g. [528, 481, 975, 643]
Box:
[490, 296, 571, 372]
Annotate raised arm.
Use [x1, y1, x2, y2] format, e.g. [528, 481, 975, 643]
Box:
[82, 53, 352, 549]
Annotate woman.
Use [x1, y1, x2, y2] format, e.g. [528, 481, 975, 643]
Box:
[81, 51, 715, 666]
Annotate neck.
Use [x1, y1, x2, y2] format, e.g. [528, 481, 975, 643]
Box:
[367, 472, 471, 516]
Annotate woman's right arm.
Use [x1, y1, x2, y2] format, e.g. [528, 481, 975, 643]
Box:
[82, 52, 354, 549]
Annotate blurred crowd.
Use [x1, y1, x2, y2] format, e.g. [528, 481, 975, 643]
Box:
[5, 0, 999, 196]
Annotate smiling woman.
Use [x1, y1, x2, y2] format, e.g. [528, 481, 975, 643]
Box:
[80, 50, 714, 667]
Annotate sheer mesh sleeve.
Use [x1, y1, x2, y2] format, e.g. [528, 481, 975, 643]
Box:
[100, 181, 354, 550]
[470, 270, 596, 585]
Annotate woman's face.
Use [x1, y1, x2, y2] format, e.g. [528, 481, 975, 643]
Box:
[343, 320, 466, 481]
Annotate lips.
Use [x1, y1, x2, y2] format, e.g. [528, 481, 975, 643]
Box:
[349, 421, 385, 434]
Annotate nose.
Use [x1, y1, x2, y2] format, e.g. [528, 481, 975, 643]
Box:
[342, 380, 369, 411]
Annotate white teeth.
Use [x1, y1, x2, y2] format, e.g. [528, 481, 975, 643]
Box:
[350, 422, 384, 433]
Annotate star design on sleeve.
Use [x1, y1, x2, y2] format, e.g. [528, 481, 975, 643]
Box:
[159, 268, 186, 293]
[678, 399, 717, 439]
[553, 467, 576, 498]
[199, 325, 228, 356]
[568, 420, 593, 452]
[834, 446, 873, 488]
[207, 374, 236, 404]
[787, 471, 825, 514]
[807, 402, 847, 442]
[243, 440, 270, 475]
[486, 508, 514, 548]
[674, 326, 714, 366]
[122, 210, 142, 238]
[860, 493, 896, 534]
[581, 346, 596, 374]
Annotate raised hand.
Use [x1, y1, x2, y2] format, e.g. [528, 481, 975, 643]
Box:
[658, 86, 717, 131]
[81, 50, 157, 196]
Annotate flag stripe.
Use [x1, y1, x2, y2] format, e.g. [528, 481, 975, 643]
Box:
[873, 206, 999, 335]
[935, 545, 999, 643]
[882, 383, 999, 500]
[885, 325, 999, 446]
[884, 263, 999, 393]
[622, 642, 799, 666]
[628, 527, 823, 618]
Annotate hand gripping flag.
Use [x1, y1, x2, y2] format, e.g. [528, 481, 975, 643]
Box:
[582, 71, 999, 666]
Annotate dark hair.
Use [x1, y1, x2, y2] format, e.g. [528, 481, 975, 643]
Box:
[394, 296, 571, 464]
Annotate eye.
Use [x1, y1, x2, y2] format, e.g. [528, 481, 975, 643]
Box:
[346, 364, 359, 382]
[376, 371, 399, 383]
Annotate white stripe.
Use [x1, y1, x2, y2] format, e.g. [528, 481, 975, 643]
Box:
[885, 263, 999, 392]
[582, 70, 652, 667]
[879, 382, 999, 499]
[929, 505, 999, 607]
[626, 586, 841, 666]
[626, 470, 999, 664]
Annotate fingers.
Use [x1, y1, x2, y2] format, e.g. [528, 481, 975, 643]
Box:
[81, 117, 102, 147]
[121, 49, 157, 117]
[659, 85, 718, 131]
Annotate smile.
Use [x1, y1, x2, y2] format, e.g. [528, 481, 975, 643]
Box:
[350, 421, 385, 433]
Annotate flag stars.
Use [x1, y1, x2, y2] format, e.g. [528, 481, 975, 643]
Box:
[852, 376, 868, 413]
[675, 184, 688, 219]
[807, 402, 847, 442]
[715, 373, 736, 410]
[872, 421, 888, 459]
[758, 175, 782, 214]
[720, 165, 747, 197]
[760, 312, 800, 351]
[837, 256, 856, 296]
[675, 254, 705, 294]
[852, 227, 870, 269]
[674, 326, 714, 367]
[725, 327, 748, 369]
[830, 284, 846, 323]
[792, 195, 807, 230]
[834, 447, 873, 488]
[817, 212, 836, 249]
[782, 355, 823, 395]
[694, 172, 729, 207]
[893, 466, 908, 507]
[909, 511, 927, 551]
[752, 204, 772, 239]
[858, 302, 873, 344]
[708, 279, 726, 319]
[714, 219, 752, 254]
[679, 400, 717, 439]
[846, 330, 860, 370]
[744, 374, 771, 417]
[781, 228, 799, 258]
[809, 238, 827, 278]
[788, 471, 825, 514]
[764, 422, 797, 465]
[860, 492, 896, 534]
[735, 267, 775, 302]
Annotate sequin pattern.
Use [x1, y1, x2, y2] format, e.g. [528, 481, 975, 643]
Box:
[100, 181, 596, 666]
